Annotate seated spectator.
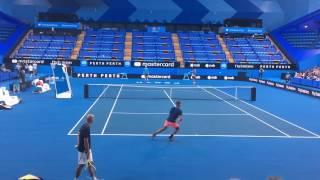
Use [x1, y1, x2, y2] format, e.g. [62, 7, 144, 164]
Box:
[32, 79, 51, 94]
[294, 67, 320, 81]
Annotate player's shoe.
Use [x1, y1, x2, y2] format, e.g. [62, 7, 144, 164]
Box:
[151, 133, 156, 139]
[86, 176, 104, 180]
[168, 134, 175, 141]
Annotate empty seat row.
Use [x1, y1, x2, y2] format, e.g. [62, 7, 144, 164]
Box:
[14, 34, 77, 60]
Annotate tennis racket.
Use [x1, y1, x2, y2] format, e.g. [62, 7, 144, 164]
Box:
[86, 160, 96, 171]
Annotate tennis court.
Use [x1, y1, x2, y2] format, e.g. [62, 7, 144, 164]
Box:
[2, 79, 320, 180]
[68, 84, 319, 139]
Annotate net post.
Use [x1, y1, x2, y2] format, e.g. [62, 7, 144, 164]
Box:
[251, 87, 256, 101]
[84, 84, 89, 99]
[169, 88, 173, 98]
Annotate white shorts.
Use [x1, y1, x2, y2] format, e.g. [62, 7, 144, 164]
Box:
[78, 149, 93, 165]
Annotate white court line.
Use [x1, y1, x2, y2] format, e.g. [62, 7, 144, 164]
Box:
[112, 112, 248, 116]
[87, 84, 254, 89]
[101, 85, 123, 135]
[113, 112, 168, 115]
[213, 87, 320, 137]
[163, 89, 175, 105]
[122, 89, 163, 92]
[67, 85, 110, 135]
[202, 88, 291, 137]
[67, 133, 320, 139]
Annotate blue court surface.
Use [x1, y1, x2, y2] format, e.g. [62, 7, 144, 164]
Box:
[1, 79, 320, 180]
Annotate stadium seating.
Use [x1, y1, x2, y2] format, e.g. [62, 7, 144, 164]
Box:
[0, 71, 18, 82]
[131, 31, 175, 61]
[224, 35, 287, 64]
[10, 27, 290, 65]
[178, 32, 227, 63]
[79, 29, 125, 61]
[281, 31, 320, 49]
[14, 34, 77, 60]
[0, 24, 16, 42]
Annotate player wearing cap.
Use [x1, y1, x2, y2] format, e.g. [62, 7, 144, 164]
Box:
[152, 101, 183, 141]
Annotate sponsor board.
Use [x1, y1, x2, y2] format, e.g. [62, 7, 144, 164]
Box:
[222, 27, 266, 34]
[224, 76, 235, 80]
[86, 61, 124, 67]
[230, 64, 256, 69]
[141, 74, 172, 79]
[7, 59, 125, 67]
[184, 62, 220, 69]
[250, 78, 320, 99]
[75, 73, 124, 79]
[248, 78, 259, 83]
[36, 22, 81, 29]
[207, 76, 219, 80]
[73, 73, 238, 81]
[131, 61, 179, 68]
[228, 63, 295, 70]
[6, 58, 296, 70]
[8, 58, 77, 66]
[74, 73, 175, 79]
[185, 63, 295, 70]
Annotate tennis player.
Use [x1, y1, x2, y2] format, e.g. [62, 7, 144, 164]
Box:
[143, 65, 150, 81]
[152, 101, 183, 141]
[190, 69, 197, 86]
[74, 114, 97, 180]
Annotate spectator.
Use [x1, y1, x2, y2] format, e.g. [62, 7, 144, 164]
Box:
[32, 63, 38, 76]
[15, 63, 21, 72]
[18, 68, 26, 91]
[294, 66, 320, 81]
[24, 64, 28, 73]
[28, 64, 34, 77]
[258, 67, 264, 79]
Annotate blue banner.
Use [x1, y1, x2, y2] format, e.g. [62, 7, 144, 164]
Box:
[221, 27, 265, 34]
[35, 22, 81, 30]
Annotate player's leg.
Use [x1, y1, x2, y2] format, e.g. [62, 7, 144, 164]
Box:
[152, 120, 170, 137]
[87, 150, 97, 180]
[75, 151, 86, 179]
[152, 126, 167, 138]
[169, 124, 180, 141]
[75, 164, 84, 180]
[88, 163, 97, 180]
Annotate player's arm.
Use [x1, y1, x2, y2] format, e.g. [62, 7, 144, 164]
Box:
[178, 111, 183, 123]
[177, 115, 183, 123]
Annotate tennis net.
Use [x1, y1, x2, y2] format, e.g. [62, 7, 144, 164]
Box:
[84, 84, 256, 101]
